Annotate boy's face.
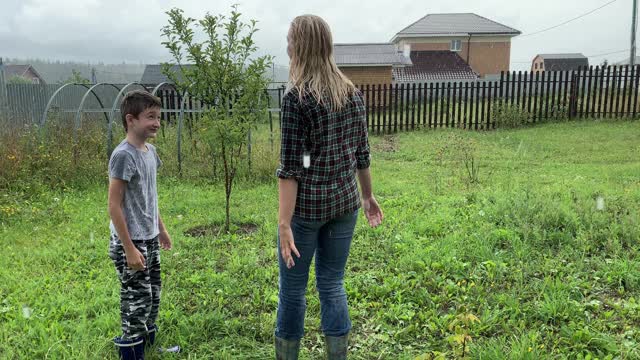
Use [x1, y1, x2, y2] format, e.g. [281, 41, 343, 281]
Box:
[127, 107, 161, 139]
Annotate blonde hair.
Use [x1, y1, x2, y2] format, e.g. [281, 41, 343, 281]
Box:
[287, 15, 356, 111]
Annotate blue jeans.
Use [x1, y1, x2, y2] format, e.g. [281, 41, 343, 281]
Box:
[275, 209, 359, 340]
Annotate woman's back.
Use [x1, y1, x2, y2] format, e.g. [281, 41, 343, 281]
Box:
[275, 14, 383, 359]
[277, 89, 370, 221]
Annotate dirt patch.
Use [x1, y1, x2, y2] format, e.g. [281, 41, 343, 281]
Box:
[373, 135, 398, 152]
[236, 223, 259, 234]
[184, 222, 259, 237]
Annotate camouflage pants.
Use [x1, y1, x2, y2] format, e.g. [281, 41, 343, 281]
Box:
[109, 235, 162, 341]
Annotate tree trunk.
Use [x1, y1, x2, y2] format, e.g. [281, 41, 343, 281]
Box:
[220, 131, 230, 232]
[225, 187, 231, 233]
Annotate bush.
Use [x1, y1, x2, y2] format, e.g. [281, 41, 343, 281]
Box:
[491, 102, 531, 129]
[0, 118, 106, 194]
[0, 116, 279, 196]
[432, 132, 481, 187]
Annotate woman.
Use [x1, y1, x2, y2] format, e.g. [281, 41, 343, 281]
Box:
[275, 14, 384, 360]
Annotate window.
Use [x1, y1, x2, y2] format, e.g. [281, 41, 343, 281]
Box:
[534, 63, 538, 69]
[450, 39, 461, 52]
[540, 62, 544, 69]
[403, 44, 411, 57]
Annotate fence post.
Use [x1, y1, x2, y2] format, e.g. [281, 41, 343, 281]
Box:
[278, 85, 285, 129]
[633, 65, 640, 118]
[0, 58, 8, 117]
[267, 90, 274, 151]
[499, 71, 504, 101]
[569, 70, 578, 119]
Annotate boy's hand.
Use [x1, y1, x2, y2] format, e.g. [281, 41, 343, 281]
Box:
[125, 247, 146, 270]
[159, 231, 172, 250]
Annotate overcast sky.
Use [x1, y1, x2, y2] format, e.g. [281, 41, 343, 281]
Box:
[0, 0, 635, 70]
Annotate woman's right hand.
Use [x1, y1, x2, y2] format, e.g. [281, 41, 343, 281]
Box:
[363, 196, 384, 227]
[279, 225, 301, 269]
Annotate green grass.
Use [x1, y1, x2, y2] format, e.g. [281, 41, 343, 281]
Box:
[1, 119, 640, 359]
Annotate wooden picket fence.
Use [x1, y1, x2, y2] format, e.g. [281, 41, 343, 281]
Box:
[354, 65, 639, 134]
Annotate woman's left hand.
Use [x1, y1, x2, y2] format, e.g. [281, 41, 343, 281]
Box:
[279, 225, 300, 269]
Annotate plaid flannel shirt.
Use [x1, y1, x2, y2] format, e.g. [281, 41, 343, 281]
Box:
[276, 89, 371, 221]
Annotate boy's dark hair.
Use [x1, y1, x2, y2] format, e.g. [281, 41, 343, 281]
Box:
[120, 90, 162, 132]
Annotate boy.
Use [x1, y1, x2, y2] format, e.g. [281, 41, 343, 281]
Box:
[108, 90, 172, 360]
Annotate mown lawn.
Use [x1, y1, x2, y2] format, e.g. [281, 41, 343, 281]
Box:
[1, 119, 639, 359]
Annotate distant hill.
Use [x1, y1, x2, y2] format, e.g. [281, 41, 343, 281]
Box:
[4, 58, 145, 84]
[4, 58, 288, 85]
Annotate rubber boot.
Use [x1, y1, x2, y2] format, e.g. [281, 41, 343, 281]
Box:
[325, 334, 348, 360]
[275, 336, 300, 360]
[114, 336, 145, 360]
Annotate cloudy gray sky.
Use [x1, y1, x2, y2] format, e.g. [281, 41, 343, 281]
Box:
[0, 0, 635, 70]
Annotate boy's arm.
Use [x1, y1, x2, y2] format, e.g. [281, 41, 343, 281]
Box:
[151, 145, 171, 249]
[108, 178, 146, 270]
[158, 214, 172, 250]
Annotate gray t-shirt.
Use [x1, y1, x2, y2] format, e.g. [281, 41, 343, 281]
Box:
[109, 140, 162, 240]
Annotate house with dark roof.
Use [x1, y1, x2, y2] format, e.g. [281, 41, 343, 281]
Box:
[334, 43, 411, 85]
[141, 63, 290, 86]
[532, 54, 589, 73]
[3, 64, 46, 84]
[393, 51, 477, 82]
[140, 64, 192, 86]
[390, 13, 521, 78]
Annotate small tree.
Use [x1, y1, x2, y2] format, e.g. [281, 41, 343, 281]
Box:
[62, 69, 90, 84]
[161, 6, 272, 232]
[7, 76, 32, 84]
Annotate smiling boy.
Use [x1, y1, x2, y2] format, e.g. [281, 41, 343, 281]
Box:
[107, 90, 172, 359]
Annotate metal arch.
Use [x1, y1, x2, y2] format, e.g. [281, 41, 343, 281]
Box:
[73, 83, 121, 134]
[40, 83, 90, 127]
[107, 82, 148, 158]
[150, 82, 179, 96]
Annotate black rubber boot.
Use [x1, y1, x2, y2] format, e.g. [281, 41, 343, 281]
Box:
[113, 336, 145, 360]
[275, 336, 300, 360]
[325, 334, 348, 360]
